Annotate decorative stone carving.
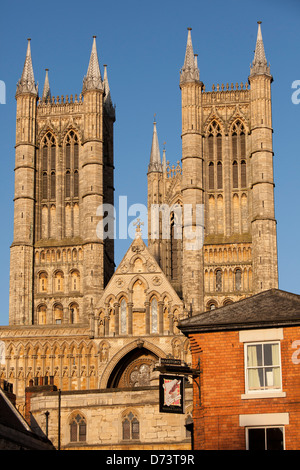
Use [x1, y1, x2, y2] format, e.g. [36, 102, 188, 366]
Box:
[152, 275, 162, 286]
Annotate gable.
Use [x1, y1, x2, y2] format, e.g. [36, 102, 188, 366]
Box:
[97, 234, 183, 311]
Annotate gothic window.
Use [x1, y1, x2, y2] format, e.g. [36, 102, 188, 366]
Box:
[215, 269, 222, 292]
[217, 162, 223, 189]
[42, 172, 48, 200]
[216, 134, 222, 161]
[231, 120, 247, 190]
[50, 145, 56, 170]
[241, 160, 247, 187]
[233, 161, 238, 188]
[74, 170, 79, 197]
[65, 171, 70, 198]
[41, 132, 56, 202]
[64, 131, 79, 199]
[240, 132, 246, 158]
[208, 134, 214, 159]
[235, 268, 242, 291]
[209, 162, 214, 190]
[120, 298, 127, 334]
[232, 133, 237, 160]
[70, 413, 86, 442]
[122, 412, 140, 441]
[207, 121, 223, 191]
[150, 297, 158, 333]
[42, 146, 48, 171]
[50, 171, 56, 199]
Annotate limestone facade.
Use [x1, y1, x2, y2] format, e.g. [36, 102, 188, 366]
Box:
[147, 24, 278, 313]
[0, 23, 279, 449]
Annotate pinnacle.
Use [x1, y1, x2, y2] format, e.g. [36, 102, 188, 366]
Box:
[148, 119, 162, 173]
[250, 21, 271, 77]
[42, 69, 51, 101]
[16, 39, 38, 96]
[82, 36, 103, 92]
[180, 28, 200, 85]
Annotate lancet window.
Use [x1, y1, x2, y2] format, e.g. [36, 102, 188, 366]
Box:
[64, 131, 79, 199]
[41, 132, 56, 201]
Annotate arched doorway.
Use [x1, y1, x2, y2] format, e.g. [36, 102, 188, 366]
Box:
[107, 347, 158, 388]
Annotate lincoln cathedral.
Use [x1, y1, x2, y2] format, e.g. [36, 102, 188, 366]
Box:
[0, 23, 278, 449]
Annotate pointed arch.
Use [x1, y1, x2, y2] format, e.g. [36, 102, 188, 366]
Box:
[100, 339, 167, 388]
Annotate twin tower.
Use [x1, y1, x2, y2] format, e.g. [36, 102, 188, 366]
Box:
[9, 23, 278, 326]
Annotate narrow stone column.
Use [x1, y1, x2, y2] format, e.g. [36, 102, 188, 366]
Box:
[128, 302, 133, 335]
[145, 301, 150, 334]
[114, 302, 119, 336]
[158, 301, 164, 334]
[104, 314, 110, 336]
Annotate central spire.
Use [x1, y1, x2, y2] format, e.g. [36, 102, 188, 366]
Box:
[82, 36, 103, 92]
[16, 39, 38, 96]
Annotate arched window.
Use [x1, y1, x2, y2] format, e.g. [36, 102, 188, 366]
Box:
[65, 171, 71, 198]
[54, 271, 64, 292]
[241, 160, 247, 188]
[42, 172, 48, 200]
[122, 412, 140, 441]
[64, 131, 79, 200]
[150, 297, 158, 333]
[215, 269, 222, 292]
[54, 304, 63, 324]
[216, 134, 222, 161]
[38, 272, 48, 293]
[120, 298, 127, 334]
[69, 303, 79, 324]
[70, 413, 86, 442]
[206, 301, 217, 311]
[232, 161, 238, 188]
[74, 170, 79, 197]
[208, 134, 214, 159]
[209, 162, 214, 190]
[41, 132, 56, 201]
[231, 121, 247, 190]
[37, 305, 47, 325]
[217, 161, 223, 189]
[50, 171, 56, 199]
[71, 270, 80, 291]
[235, 268, 242, 291]
[232, 133, 237, 160]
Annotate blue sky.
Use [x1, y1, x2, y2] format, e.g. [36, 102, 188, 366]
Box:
[0, 0, 299, 325]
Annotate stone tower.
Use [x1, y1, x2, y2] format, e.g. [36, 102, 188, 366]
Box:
[147, 22, 278, 313]
[9, 37, 116, 326]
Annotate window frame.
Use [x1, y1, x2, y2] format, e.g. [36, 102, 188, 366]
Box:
[122, 412, 140, 441]
[245, 425, 285, 450]
[244, 340, 282, 395]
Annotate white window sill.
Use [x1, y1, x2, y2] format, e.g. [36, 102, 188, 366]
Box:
[241, 391, 286, 399]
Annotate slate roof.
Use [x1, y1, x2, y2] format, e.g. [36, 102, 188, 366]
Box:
[0, 387, 55, 450]
[179, 289, 300, 334]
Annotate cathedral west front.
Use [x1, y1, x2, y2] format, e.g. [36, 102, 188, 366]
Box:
[0, 23, 278, 449]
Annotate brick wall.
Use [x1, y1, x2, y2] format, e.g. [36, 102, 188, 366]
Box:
[189, 326, 300, 450]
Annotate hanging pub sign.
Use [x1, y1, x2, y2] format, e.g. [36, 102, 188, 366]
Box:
[159, 374, 185, 414]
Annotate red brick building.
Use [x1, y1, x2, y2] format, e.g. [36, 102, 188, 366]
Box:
[179, 289, 300, 450]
